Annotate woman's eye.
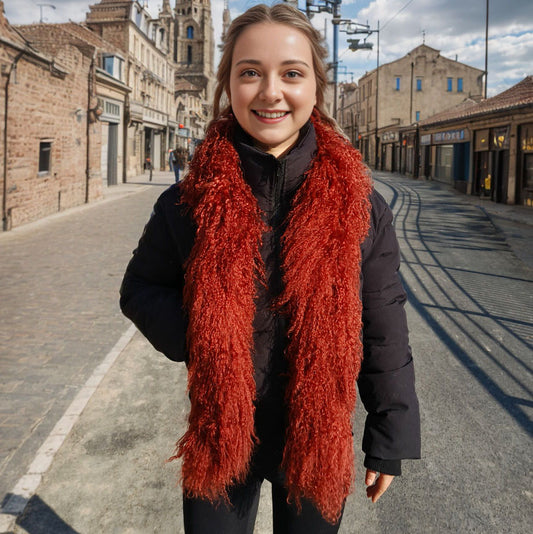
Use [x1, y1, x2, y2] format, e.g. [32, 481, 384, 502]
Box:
[241, 69, 259, 78]
[285, 70, 303, 79]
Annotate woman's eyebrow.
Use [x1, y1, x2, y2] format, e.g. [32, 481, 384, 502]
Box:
[234, 59, 311, 68]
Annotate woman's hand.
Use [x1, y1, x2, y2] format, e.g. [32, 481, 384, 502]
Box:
[365, 469, 395, 503]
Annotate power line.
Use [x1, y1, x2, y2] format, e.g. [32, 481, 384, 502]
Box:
[381, 0, 415, 32]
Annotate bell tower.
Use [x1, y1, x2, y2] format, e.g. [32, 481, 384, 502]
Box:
[173, 0, 215, 99]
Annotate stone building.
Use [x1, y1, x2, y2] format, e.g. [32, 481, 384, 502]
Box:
[172, 0, 216, 149]
[86, 0, 177, 176]
[415, 76, 533, 206]
[173, 0, 215, 100]
[338, 82, 358, 147]
[0, 2, 102, 230]
[357, 44, 484, 168]
[17, 22, 130, 188]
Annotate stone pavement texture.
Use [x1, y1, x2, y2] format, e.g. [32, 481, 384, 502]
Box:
[0, 172, 174, 517]
[0, 171, 531, 533]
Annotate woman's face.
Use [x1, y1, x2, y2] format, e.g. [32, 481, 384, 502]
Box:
[228, 23, 317, 158]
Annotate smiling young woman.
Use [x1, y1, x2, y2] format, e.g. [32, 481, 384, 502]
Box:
[120, 4, 421, 534]
[228, 23, 317, 157]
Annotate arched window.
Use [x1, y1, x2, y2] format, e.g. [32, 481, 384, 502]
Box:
[187, 26, 194, 39]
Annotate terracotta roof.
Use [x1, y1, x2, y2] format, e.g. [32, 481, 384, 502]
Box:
[420, 76, 533, 127]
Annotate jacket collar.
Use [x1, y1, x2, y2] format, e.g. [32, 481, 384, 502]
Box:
[233, 122, 317, 212]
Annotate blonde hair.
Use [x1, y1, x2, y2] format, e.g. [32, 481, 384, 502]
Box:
[213, 3, 334, 127]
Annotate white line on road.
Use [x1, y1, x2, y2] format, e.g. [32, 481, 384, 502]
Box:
[0, 323, 137, 532]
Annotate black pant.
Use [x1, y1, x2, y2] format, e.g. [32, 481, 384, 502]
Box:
[183, 472, 343, 534]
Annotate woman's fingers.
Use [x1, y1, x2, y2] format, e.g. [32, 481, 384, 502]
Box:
[365, 470, 395, 503]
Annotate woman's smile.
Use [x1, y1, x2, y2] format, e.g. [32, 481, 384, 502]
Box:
[228, 23, 317, 158]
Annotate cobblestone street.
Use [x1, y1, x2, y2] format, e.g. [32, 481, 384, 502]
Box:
[0, 173, 174, 502]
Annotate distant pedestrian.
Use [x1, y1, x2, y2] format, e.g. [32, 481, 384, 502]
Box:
[168, 148, 175, 173]
[120, 4, 420, 534]
[172, 147, 188, 182]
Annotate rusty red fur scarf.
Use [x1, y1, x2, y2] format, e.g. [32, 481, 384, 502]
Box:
[170, 110, 372, 523]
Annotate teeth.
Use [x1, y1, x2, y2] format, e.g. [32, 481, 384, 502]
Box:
[255, 111, 287, 119]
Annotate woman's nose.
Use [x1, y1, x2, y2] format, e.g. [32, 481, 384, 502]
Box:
[259, 76, 281, 102]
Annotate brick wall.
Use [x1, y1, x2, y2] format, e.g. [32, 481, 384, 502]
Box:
[2, 43, 102, 229]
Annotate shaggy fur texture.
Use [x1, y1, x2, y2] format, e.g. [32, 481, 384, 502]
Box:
[170, 110, 372, 523]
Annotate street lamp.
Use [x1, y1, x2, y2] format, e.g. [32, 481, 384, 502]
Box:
[340, 21, 380, 168]
[484, 0, 489, 98]
[305, 0, 342, 119]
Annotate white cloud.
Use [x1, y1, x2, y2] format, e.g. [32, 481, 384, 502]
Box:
[336, 0, 533, 95]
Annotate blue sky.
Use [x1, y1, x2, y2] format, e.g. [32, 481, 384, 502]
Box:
[5, 0, 533, 96]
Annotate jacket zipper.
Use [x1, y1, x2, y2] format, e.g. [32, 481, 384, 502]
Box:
[272, 159, 287, 228]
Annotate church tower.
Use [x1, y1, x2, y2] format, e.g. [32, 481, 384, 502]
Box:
[221, 0, 231, 46]
[173, 0, 216, 100]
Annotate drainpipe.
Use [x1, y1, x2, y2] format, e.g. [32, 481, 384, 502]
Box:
[85, 53, 95, 204]
[2, 51, 24, 231]
[409, 61, 414, 124]
[85, 52, 95, 204]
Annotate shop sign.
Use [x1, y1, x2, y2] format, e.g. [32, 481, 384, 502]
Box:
[521, 123, 533, 152]
[403, 133, 415, 148]
[475, 129, 489, 151]
[420, 134, 431, 145]
[433, 129, 468, 144]
[382, 131, 399, 143]
[522, 136, 533, 152]
[491, 126, 510, 150]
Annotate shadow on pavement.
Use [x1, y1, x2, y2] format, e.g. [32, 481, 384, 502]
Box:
[378, 176, 533, 438]
[12, 494, 80, 534]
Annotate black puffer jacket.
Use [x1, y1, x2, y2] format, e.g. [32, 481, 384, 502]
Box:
[120, 122, 420, 478]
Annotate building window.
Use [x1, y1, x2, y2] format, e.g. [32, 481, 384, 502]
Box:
[38, 141, 52, 174]
[415, 111, 420, 122]
[395, 77, 400, 91]
[447, 77, 452, 92]
[457, 78, 463, 92]
[187, 45, 192, 66]
[187, 26, 194, 39]
[416, 78, 422, 91]
[103, 55, 124, 81]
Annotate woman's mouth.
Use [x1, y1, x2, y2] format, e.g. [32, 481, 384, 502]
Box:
[253, 110, 289, 119]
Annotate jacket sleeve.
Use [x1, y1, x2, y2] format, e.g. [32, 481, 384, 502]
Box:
[358, 189, 421, 474]
[119, 186, 189, 362]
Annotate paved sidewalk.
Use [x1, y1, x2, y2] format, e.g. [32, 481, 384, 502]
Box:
[0, 171, 175, 531]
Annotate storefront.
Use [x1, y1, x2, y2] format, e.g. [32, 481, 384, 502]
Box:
[433, 128, 470, 189]
[473, 126, 509, 202]
[420, 134, 431, 178]
[401, 132, 416, 176]
[518, 123, 533, 206]
[380, 131, 400, 173]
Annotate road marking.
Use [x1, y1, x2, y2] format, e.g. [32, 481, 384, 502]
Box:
[0, 324, 137, 531]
